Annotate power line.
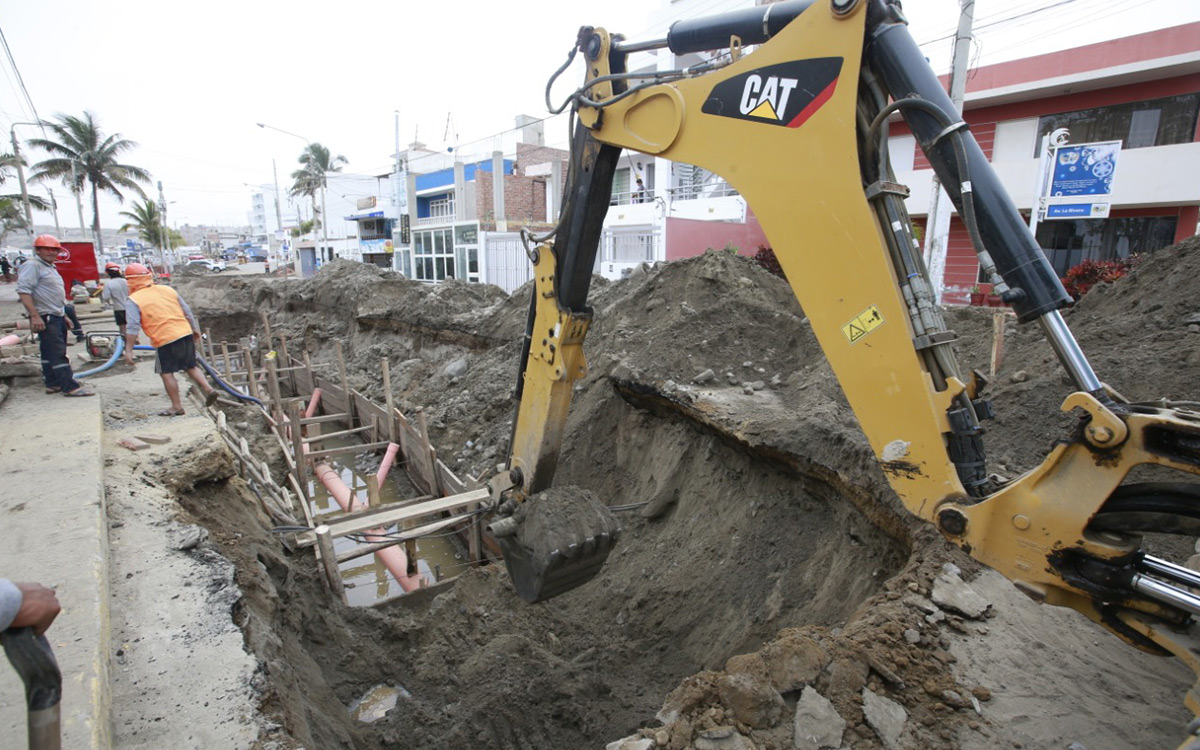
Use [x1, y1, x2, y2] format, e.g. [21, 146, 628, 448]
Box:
[0, 23, 37, 123]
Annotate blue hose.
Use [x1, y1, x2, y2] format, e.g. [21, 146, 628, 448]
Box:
[75, 336, 125, 378]
[126, 344, 264, 407]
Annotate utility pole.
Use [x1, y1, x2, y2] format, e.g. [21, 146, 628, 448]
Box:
[47, 189, 60, 236]
[9, 122, 38, 242]
[157, 181, 171, 271]
[921, 0, 975, 305]
[71, 160, 87, 238]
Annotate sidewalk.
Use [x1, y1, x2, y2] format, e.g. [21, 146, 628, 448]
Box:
[0, 281, 111, 748]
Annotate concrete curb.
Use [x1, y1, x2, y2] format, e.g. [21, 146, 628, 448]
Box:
[0, 381, 111, 748]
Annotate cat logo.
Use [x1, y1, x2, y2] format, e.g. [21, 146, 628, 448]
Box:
[739, 75, 800, 120]
[702, 58, 843, 128]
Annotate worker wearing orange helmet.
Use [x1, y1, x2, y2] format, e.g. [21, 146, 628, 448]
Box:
[122, 263, 218, 416]
[15, 234, 94, 396]
[100, 262, 130, 336]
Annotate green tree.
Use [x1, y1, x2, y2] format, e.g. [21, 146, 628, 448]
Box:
[0, 197, 29, 246]
[289, 143, 347, 235]
[118, 198, 168, 248]
[27, 111, 152, 254]
[0, 152, 49, 234]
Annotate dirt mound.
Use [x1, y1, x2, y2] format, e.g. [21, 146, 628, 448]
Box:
[167, 240, 1200, 749]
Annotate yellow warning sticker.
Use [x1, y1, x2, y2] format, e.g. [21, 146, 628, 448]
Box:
[842, 305, 885, 344]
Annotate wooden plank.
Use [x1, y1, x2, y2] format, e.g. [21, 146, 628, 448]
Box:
[288, 400, 309, 496]
[315, 526, 348, 605]
[302, 424, 373, 444]
[299, 413, 351, 426]
[381, 358, 396, 442]
[322, 488, 489, 539]
[221, 343, 233, 381]
[304, 441, 394, 461]
[365, 476, 381, 509]
[265, 356, 283, 424]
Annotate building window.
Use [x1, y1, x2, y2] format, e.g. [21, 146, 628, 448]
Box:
[1034, 216, 1178, 277]
[413, 228, 456, 282]
[429, 195, 455, 220]
[1035, 93, 1200, 154]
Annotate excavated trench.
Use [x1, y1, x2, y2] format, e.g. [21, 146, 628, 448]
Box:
[171, 369, 906, 750]
[108, 238, 1200, 748]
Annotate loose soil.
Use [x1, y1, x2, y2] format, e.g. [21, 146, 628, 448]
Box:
[10, 236, 1200, 749]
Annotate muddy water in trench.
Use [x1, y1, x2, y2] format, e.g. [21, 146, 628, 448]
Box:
[305, 435, 465, 606]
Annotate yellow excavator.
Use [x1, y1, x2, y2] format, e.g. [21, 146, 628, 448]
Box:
[486, 0, 1200, 738]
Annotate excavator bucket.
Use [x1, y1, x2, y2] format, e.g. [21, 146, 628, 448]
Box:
[494, 486, 620, 603]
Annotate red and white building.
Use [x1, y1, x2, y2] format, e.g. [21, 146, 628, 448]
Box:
[893, 21, 1200, 304]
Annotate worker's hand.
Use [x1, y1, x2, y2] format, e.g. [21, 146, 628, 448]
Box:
[12, 582, 61, 636]
[28, 316, 44, 333]
[192, 331, 202, 344]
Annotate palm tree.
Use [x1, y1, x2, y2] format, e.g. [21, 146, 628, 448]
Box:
[27, 111, 152, 254]
[289, 143, 347, 235]
[0, 152, 49, 223]
[118, 198, 167, 248]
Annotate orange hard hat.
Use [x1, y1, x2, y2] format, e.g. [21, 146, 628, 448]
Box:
[33, 234, 64, 250]
[124, 262, 152, 277]
[104, 262, 121, 271]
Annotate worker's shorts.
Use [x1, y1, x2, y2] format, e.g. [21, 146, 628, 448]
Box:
[155, 335, 198, 374]
[112, 309, 127, 327]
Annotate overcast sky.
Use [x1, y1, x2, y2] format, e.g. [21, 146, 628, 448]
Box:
[2, 0, 1197, 235]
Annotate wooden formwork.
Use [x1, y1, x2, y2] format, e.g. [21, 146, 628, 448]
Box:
[202, 331, 492, 606]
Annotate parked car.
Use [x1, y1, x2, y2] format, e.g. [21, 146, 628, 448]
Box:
[185, 259, 226, 273]
[248, 253, 267, 263]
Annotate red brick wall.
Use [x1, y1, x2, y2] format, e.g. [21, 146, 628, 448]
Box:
[474, 171, 549, 224]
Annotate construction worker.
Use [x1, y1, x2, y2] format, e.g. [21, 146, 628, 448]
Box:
[121, 263, 218, 416]
[15, 234, 94, 396]
[100, 262, 130, 337]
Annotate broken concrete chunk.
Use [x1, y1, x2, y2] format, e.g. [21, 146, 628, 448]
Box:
[760, 633, 829, 692]
[693, 726, 755, 750]
[172, 525, 209, 551]
[862, 688, 908, 749]
[931, 564, 992, 619]
[117, 437, 151, 452]
[793, 686, 845, 750]
[134, 433, 172, 445]
[693, 368, 716, 385]
[716, 672, 785, 729]
[605, 736, 653, 750]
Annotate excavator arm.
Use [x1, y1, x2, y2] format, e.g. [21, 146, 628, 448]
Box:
[493, 0, 1200, 721]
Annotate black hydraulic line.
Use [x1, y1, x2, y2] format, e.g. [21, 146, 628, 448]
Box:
[555, 127, 621, 311]
[864, 0, 1072, 323]
[667, 0, 818, 54]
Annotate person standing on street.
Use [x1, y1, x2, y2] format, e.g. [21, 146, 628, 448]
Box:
[15, 235, 94, 397]
[121, 263, 218, 416]
[0, 255, 11, 282]
[100, 262, 130, 337]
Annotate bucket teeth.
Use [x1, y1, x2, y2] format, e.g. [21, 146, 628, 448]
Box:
[497, 486, 621, 603]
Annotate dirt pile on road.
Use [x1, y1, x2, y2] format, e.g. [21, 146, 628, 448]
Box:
[167, 239, 1200, 749]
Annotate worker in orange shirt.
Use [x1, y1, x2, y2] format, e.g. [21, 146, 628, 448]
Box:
[121, 263, 219, 416]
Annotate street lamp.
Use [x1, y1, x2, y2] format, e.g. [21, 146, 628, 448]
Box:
[9, 121, 40, 242]
[257, 122, 328, 264]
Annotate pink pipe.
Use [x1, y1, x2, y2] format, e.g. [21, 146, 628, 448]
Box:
[305, 388, 323, 418]
[376, 442, 400, 485]
[314, 461, 423, 592]
[0, 334, 19, 348]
